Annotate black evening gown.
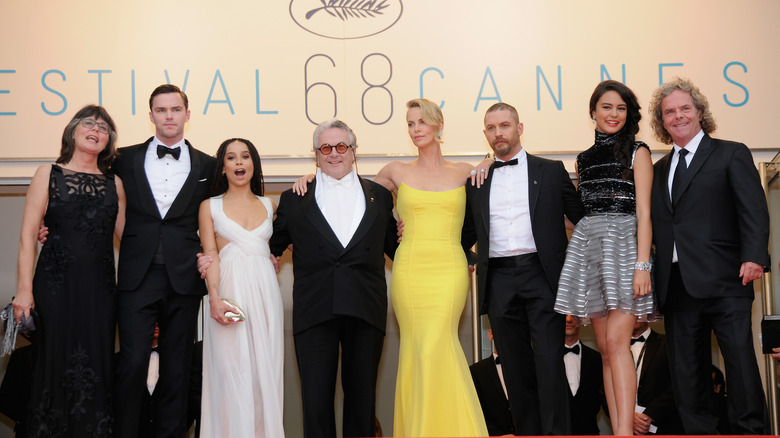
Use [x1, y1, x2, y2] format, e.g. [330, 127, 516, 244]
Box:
[27, 165, 117, 437]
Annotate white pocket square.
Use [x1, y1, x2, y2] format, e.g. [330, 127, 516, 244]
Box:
[198, 178, 208, 182]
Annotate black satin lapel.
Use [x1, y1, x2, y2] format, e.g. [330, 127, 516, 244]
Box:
[661, 152, 674, 213]
[134, 140, 162, 219]
[166, 140, 200, 219]
[673, 135, 713, 208]
[527, 156, 542, 219]
[480, 169, 494, 237]
[301, 180, 344, 250]
[344, 178, 378, 252]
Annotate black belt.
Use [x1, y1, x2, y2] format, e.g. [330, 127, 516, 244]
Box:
[489, 253, 539, 268]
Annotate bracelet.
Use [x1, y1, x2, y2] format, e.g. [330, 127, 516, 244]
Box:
[634, 262, 652, 271]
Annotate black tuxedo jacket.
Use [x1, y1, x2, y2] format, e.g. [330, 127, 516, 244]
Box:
[651, 134, 770, 311]
[470, 356, 514, 436]
[569, 343, 604, 435]
[270, 177, 397, 335]
[462, 153, 584, 313]
[636, 330, 683, 435]
[114, 138, 216, 295]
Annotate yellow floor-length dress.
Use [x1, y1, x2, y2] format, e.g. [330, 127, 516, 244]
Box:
[391, 183, 488, 437]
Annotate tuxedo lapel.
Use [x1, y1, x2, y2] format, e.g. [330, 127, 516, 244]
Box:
[527, 155, 542, 219]
[487, 360, 507, 402]
[344, 177, 378, 252]
[660, 152, 674, 213]
[639, 332, 660, 385]
[673, 135, 714, 208]
[479, 168, 495, 237]
[166, 140, 201, 219]
[133, 139, 162, 219]
[301, 180, 345, 250]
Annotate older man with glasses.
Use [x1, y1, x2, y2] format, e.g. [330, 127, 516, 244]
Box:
[270, 119, 398, 438]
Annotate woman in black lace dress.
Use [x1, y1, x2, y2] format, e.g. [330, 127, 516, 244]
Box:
[14, 105, 125, 437]
[554, 81, 655, 435]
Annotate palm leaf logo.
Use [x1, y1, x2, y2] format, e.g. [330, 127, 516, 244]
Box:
[305, 0, 390, 20]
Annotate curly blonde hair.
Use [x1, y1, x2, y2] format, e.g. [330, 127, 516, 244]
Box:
[649, 77, 717, 145]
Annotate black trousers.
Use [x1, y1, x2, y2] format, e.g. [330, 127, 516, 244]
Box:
[294, 316, 384, 438]
[486, 254, 571, 435]
[664, 264, 768, 435]
[114, 265, 202, 438]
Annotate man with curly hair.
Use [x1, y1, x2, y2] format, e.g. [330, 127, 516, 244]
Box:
[648, 77, 769, 434]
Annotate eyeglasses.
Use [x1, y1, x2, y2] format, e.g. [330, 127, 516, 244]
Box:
[317, 142, 352, 155]
[78, 118, 111, 134]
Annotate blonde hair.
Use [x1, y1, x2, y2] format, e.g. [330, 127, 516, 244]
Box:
[649, 77, 717, 145]
[406, 98, 444, 143]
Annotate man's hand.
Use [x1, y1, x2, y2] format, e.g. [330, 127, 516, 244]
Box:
[396, 219, 405, 243]
[633, 412, 652, 435]
[38, 223, 49, 244]
[739, 261, 763, 285]
[271, 255, 281, 274]
[771, 346, 780, 361]
[197, 253, 214, 279]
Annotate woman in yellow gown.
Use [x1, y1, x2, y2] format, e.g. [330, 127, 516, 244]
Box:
[373, 98, 488, 437]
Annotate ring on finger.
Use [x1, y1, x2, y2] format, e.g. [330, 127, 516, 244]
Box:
[469, 170, 477, 176]
[480, 168, 486, 172]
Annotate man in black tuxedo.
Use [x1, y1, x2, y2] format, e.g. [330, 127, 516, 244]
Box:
[649, 78, 770, 434]
[469, 329, 514, 436]
[462, 102, 584, 435]
[563, 315, 604, 435]
[270, 119, 397, 438]
[630, 321, 683, 435]
[113, 84, 215, 438]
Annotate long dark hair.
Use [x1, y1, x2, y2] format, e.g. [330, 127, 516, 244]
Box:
[589, 80, 641, 174]
[59, 105, 118, 174]
[210, 138, 264, 197]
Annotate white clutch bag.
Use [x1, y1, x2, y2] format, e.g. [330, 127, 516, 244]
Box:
[221, 298, 246, 322]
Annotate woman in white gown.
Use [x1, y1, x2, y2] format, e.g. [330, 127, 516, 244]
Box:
[198, 138, 284, 437]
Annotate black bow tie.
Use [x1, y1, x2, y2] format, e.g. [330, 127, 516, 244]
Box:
[157, 145, 181, 160]
[493, 158, 518, 169]
[564, 344, 580, 355]
[494, 356, 501, 365]
[631, 335, 646, 346]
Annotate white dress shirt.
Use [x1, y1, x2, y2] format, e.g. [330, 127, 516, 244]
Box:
[488, 149, 537, 257]
[563, 341, 582, 395]
[145, 137, 191, 218]
[667, 129, 703, 262]
[315, 169, 366, 247]
[493, 353, 509, 399]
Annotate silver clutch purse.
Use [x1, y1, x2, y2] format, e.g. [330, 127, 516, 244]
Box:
[221, 298, 246, 322]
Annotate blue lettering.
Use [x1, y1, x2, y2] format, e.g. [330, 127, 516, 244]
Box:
[41, 70, 67, 116]
[419, 67, 444, 108]
[723, 62, 749, 107]
[88, 70, 111, 105]
[255, 70, 278, 115]
[204, 70, 234, 115]
[474, 67, 501, 112]
[600, 64, 626, 83]
[0, 70, 16, 116]
[536, 66, 562, 111]
[658, 63, 683, 85]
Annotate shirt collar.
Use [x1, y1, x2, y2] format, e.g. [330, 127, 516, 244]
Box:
[673, 129, 704, 156]
[317, 168, 357, 189]
[496, 148, 527, 167]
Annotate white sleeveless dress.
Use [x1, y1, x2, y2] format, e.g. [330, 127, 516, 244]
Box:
[201, 195, 285, 438]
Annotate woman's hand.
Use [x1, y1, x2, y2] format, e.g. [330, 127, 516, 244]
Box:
[209, 296, 235, 325]
[469, 158, 494, 188]
[292, 174, 315, 196]
[12, 294, 34, 323]
[633, 269, 652, 299]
